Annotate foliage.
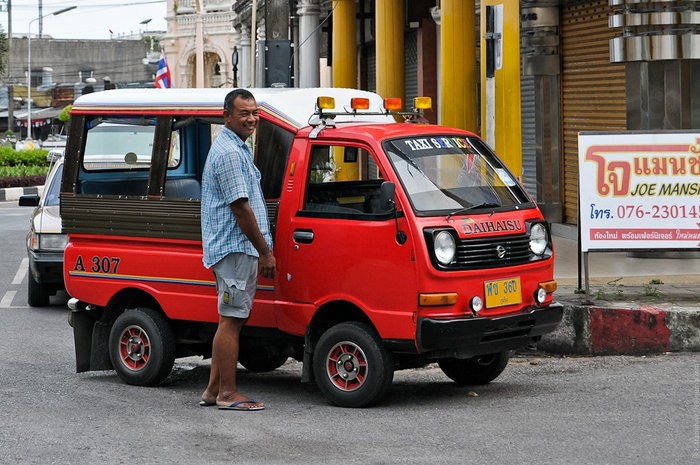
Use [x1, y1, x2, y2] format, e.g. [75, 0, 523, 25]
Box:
[0, 165, 49, 178]
[0, 145, 50, 187]
[0, 174, 46, 189]
[0, 26, 7, 77]
[59, 105, 73, 122]
[644, 279, 664, 298]
[0, 147, 50, 167]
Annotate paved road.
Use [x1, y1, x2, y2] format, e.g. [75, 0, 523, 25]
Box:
[1, 201, 699, 465]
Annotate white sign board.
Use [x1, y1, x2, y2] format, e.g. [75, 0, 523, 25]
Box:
[578, 131, 700, 252]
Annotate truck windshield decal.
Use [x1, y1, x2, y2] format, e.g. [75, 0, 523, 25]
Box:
[401, 136, 475, 154]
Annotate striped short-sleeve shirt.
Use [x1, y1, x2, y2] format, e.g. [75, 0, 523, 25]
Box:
[201, 126, 272, 268]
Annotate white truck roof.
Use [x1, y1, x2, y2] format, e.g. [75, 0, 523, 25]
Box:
[72, 87, 396, 129]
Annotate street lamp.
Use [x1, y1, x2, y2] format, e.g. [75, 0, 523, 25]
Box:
[232, 47, 239, 87]
[27, 6, 77, 140]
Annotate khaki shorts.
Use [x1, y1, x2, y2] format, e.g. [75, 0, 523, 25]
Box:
[212, 253, 258, 319]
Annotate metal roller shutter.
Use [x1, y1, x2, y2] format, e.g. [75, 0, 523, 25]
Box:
[560, 0, 626, 223]
[521, 75, 537, 200]
[404, 30, 418, 110]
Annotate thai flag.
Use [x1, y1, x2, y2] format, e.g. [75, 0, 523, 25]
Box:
[155, 52, 173, 88]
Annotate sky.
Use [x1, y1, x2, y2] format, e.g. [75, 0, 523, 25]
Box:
[0, 0, 168, 40]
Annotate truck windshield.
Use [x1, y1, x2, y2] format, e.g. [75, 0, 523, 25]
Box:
[384, 135, 532, 215]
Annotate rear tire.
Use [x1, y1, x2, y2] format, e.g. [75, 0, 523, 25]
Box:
[438, 352, 509, 385]
[27, 273, 50, 307]
[313, 322, 393, 408]
[109, 308, 175, 386]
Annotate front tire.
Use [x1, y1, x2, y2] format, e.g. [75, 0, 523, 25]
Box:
[313, 322, 393, 408]
[109, 307, 175, 386]
[438, 352, 509, 385]
[27, 273, 50, 307]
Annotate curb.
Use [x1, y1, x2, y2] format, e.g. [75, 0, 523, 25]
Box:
[0, 186, 43, 202]
[539, 301, 700, 355]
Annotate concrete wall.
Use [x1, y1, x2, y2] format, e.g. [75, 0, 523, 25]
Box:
[8, 37, 156, 86]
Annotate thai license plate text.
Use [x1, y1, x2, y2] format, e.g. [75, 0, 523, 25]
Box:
[484, 277, 522, 308]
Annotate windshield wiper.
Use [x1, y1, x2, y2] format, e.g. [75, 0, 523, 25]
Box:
[447, 202, 501, 220]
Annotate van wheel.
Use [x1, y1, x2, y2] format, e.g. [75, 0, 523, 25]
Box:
[313, 322, 393, 408]
[109, 308, 175, 386]
[239, 347, 289, 372]
[438, 352, 509, 385]
[27, 273, 50, 307]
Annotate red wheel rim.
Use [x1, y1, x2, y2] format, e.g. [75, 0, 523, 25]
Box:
[118, 325, 151, 371]
[324, 341, 367, 392]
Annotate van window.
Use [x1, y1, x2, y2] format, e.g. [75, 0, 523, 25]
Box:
[302, 144, 388, 217]
[83, 122, 159, 171]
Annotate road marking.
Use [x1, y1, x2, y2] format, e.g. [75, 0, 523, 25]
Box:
[0, 291, 16, 308]
[12, 258, 29, 285]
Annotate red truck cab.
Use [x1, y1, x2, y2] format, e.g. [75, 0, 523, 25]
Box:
[63, 88, 562, 407]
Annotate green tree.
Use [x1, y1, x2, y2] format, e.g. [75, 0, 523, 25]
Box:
[0, 26, 7, 77]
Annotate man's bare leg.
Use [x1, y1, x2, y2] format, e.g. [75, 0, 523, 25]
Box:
[201, 315, 263, 408]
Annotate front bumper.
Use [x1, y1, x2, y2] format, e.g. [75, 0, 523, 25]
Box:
[417, 303, 563, 357]
[28, 250, 64, 284]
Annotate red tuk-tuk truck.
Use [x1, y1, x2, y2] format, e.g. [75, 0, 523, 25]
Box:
[62, 88, 562, 407]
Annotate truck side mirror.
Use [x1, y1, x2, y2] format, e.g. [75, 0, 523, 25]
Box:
[380, 181, 407, 245]
[379, 181, 396, 212]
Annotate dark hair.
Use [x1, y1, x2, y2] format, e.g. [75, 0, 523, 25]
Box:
[224, 89, 255, 113]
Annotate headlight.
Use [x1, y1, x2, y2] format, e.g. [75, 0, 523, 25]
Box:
[434, 230, 456, 265]
[36, 234, 68, 252]
[529, 223, 548, 256]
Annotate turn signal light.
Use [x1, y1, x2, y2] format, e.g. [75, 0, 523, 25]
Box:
[317, 96, 335, 110]
[414, 97, 432, 110]
[383, 98, 402, 111]
[419, 293, 458, 306]
[351, 98, 370, 110]
[538, 280, 557, 293]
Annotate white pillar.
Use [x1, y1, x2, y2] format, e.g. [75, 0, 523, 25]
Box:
[297, 0, 321, 88]
[195, 0, 205, 88]
[239, 24, 251, 88]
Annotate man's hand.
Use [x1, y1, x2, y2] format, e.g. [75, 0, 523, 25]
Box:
[258, 252, 276, 279]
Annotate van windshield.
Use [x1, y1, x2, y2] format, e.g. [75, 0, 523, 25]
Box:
[384, 135, 532, 215]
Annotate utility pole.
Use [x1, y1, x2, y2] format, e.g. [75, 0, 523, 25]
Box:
[6, 0, 13, 133]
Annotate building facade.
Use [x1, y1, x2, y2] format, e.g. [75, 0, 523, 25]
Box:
[162, 0, 237, 88]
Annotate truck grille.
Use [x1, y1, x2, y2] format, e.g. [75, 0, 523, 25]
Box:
[454, 234, 533, 269]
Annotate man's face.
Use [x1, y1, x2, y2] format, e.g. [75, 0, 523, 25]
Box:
[224, 96, 259, 141]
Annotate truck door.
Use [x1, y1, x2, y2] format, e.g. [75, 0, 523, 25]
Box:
[279, 142, 418, 339]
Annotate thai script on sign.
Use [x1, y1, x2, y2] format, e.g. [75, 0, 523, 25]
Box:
[585, 139, 700, 197]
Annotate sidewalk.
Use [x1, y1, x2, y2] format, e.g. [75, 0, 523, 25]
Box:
[546, 228, 700, 355]
[0, 185, 43, 202]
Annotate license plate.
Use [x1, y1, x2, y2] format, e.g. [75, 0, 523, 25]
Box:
[484, 277, 522, 308]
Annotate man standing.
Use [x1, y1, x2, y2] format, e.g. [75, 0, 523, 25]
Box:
[200, 89, 276, 411]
